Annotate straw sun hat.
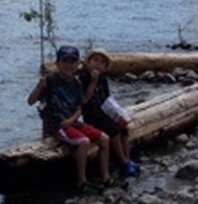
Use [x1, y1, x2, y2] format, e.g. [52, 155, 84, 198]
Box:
[86, 48, 112, 68]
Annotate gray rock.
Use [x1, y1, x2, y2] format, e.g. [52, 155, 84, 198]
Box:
[175, 134, 189, 143]
[185, 70, 198, 80]
[119, 194, 133, 204]
[175, 187, 194, 203]
[103, 188, 125, 204]
[172, 67, 188, 78]
[140, 71, 156, 82]
[186, 141, 196, 149]
[156, 71, 165, 80]
[65, 198, 79, 204]
[177, 76, 194, 85]
[125, 72, 138, 81]
[168, 165, 178, 173]
[157, 72, 176, 83]
[118, 73, 138, 83]
[104, 195, 115, 204]
[163, 73, 176, 83]
[194, 184, 198, 191]
[175, 160, 198, 180]
[138, 194, 167, 204]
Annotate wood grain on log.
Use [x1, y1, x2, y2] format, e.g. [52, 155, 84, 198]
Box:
[127, 83, 198, 141]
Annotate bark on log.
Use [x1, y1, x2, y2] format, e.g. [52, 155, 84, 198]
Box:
[42, 53, 198, 75]
[127, 83, 198, 141]
[0, 83, 198, 192]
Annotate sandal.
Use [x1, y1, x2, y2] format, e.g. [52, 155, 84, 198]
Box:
[130, 160, 141, 173]
[122, 162, 138, 177]
[98, 178, 115, 192]
[102, 178, 115, 187]
[76, 182, 90, 195]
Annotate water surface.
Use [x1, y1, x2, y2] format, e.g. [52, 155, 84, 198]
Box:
[0, 1, 197, 202]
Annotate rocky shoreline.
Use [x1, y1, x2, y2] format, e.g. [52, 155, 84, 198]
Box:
[62, 127, 198, 204]
[63, 71, 198, 204]
[3, 127, 198, 204]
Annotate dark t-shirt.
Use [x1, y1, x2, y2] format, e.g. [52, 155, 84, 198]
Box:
[77, 69, 128, 137]
[39, 72, 83, 135]
[77, 69, 110, 117]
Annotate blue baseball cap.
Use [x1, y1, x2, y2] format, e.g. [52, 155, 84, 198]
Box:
[56, 45, 80, 61]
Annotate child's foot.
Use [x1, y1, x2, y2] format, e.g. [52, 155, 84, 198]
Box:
[98, 178, 115, 192]
[76, 182, 89, 195]
[102, 178, 114, 188]
[130, 160, 141, 173]
[122, 161, 138, 177]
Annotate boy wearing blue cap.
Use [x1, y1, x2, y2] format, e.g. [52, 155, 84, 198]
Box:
[27, 45, 111, 191]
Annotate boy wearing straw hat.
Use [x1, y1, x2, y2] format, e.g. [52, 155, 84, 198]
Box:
[78, 48, 140, 177]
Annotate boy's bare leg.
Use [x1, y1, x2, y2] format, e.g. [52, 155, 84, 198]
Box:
[75, 139, 90, 187]
[122, 134, 140, 174]
[94, 133, 110, 181]
[111, 134, 128, 165]
[121, 136, 130, 161]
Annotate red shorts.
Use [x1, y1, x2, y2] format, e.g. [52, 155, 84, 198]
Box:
[57, 122, 102, 146]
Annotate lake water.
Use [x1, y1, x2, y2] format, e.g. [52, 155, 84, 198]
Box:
[0, 0, 198, 202]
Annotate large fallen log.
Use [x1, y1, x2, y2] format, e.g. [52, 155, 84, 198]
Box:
[43, 52, 198, 75]
[110, 52, 198, 74]
[0, 83, 198, 192]
[127, 83, 198, 141]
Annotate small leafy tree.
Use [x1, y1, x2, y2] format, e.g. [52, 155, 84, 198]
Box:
[21, 0, 57, 65]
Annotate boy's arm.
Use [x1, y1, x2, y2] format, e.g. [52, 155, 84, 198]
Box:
[83, 69, 100, 103]
[119, 117, 129, 128]
[27, 77, 47, 105]
[60, 106, 82, 127]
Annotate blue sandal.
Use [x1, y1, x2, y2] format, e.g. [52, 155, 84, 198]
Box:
[130, 160, 140, 173]
[123, 162, 138, 177]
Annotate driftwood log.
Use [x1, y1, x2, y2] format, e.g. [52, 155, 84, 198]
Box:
[0, 83, 198, 192]
[42, 52, 198, 75]
[127, 83, 198, 141]
[110, 53, 198, 74]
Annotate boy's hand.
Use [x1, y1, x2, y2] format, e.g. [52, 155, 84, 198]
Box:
[61, 117, 75, 127]
[91, 69, 100, 81]
[27, 76, 47, 105]
[37, 77, 47, 89]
